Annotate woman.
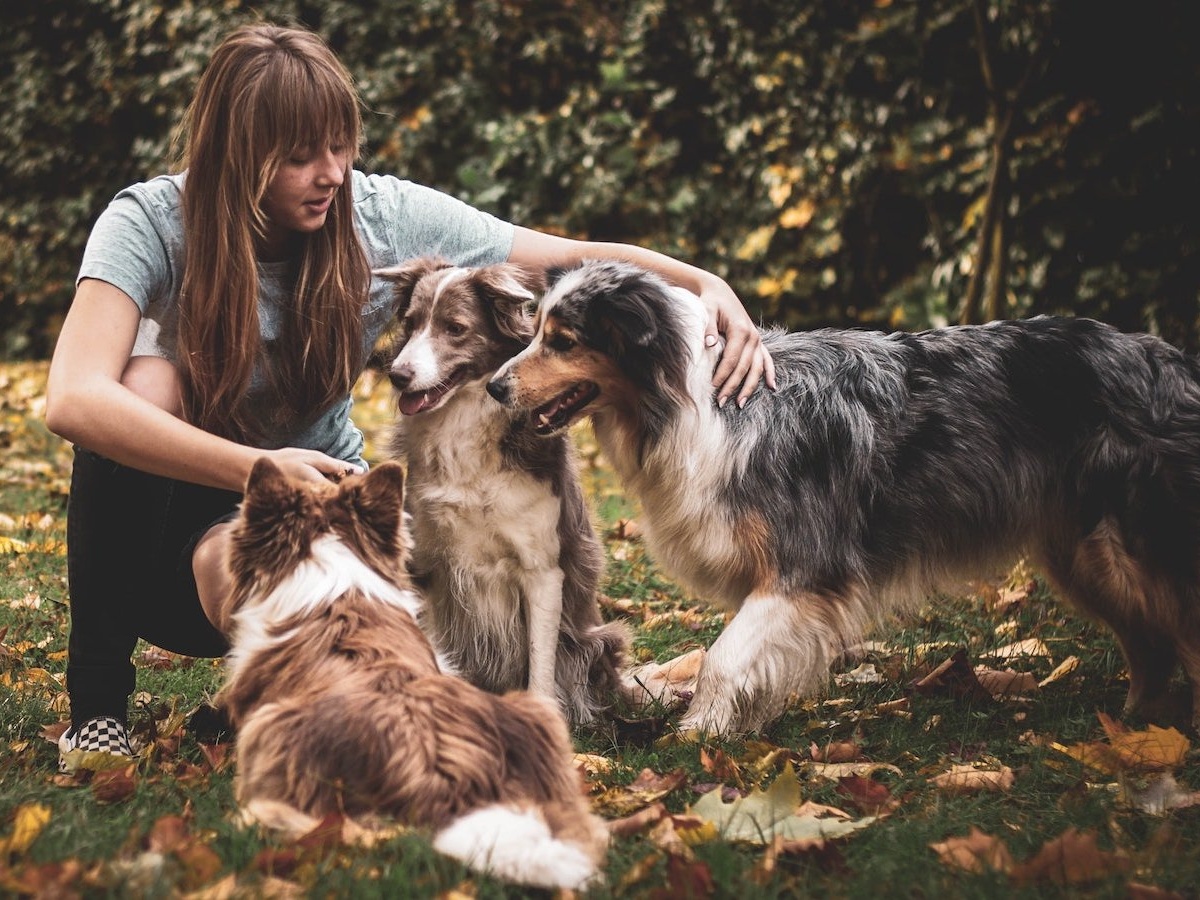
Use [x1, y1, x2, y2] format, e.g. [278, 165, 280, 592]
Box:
[44, 22, 773, 770]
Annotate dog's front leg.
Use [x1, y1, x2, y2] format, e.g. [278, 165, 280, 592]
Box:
[678, 590, 867, 736]
[524, 570, 566, 704]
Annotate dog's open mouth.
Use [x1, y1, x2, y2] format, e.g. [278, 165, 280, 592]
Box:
[532, 382, 600, 435]
[396, 371, 464, 416]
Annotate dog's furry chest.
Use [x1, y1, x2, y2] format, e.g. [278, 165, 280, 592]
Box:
[596, 409, 754, 607]
[400, 399, 565, 577]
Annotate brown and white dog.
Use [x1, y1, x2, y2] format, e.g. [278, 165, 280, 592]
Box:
[375, 258, 628, 725]
[216, 458, 607, 890]
[488, 260, 1200, 736]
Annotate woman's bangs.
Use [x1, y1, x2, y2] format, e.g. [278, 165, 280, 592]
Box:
[271, 61, 361, 161]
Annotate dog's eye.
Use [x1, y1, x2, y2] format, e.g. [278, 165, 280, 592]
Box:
[445, 321, 470, 337]
[547, 333, 576, 353]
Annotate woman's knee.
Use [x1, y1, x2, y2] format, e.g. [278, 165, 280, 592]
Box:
[193, 523, 235, 634]
[121, 356, 183, 416]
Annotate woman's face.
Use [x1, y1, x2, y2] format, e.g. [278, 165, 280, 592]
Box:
[258, 144, 350, 258]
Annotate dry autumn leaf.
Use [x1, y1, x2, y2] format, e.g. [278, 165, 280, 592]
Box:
[931, 764, 1015, 795]
[689, 763, 877, 845]
[910, 649, 993, 702]
[1012, 827, 1130, 886]
[930, 827, 1015, 874]
[1038, 655, 1080, 687]
[1053, 714, 1190, 776]
[973, 666, 1039, 699]
[592, 767, 689, 817]
[91, 765, 138, 804]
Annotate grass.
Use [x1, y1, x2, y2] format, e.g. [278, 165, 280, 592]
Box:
[2, 361, 1198, 898]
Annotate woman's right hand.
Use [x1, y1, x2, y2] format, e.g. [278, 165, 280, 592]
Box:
[264, 447, 364, 484]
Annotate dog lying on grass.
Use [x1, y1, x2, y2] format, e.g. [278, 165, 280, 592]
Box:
[215, 458, 607, 890]
[488, 259, 1200, 736]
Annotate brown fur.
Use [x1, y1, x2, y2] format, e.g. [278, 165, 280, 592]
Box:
[377, 258, 629, 725]
[217, 458, 607, 880]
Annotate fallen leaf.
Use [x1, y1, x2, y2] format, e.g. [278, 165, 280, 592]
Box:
[689, 763, 876, 845]
[836, 775, 897, 815]
[809, 741, 861, 763]
[1038, 655, 1080, 687]
[807, 761, 902, 781]
[91, 765, 138, 804]
[930, 827, 1015, 874]
[147, 815, 191, 853]
[593, 768, 689, 817]
[910, 649, 992, 702]
[834, 662, 882, 686]
[658, 852, 714, 898]
[700, 746, 744, 785]
[932, 764, 1015, 795]
[1012, 827, 1130, 885]
[973, 667, 1039, 699]
[608, 802, 669, 838]
[1053, 716, 1190, 775]
[985, 638, 1051, 660]
[0, 803, 51, 856]
[176, 841, 224, 890]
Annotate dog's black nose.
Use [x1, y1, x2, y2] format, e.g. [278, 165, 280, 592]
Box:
[486, 377, 509, 404]
[389, 364, 414, 391]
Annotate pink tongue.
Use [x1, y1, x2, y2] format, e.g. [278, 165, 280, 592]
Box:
[399, 391, 436, 416]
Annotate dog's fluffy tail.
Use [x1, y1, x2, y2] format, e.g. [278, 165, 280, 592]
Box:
[433, 803, 602, 890]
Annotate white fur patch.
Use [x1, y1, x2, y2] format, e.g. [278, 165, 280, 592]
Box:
[433, 805, 598, 891]
[226, 535, 424, 681]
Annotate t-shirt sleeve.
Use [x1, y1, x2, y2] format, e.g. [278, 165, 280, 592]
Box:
[355, 172, 515, 268]
[77, 193, 171, 314]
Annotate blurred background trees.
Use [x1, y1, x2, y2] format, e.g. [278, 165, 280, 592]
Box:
[2, 0, 1196, 358]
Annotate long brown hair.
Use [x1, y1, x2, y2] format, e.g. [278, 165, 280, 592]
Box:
[175, 23, 369, 442]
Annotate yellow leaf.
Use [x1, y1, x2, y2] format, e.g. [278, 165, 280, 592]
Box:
[0, 536, 29, 554]
[1038, 655, 1080, 687]
[779, 198, 816, 229]
[1109, 725, 1189, 770]
[0, 803, 52, 856]
[735, 225, 776, 261]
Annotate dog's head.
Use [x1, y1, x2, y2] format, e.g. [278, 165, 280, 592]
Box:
[375, 258, 544, 416]
[226, 458, 410, 615]
[487, 260, 692, 440]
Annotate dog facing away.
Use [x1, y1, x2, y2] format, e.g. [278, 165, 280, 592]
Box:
[488, 259, 1200, 736]
[215, 458, 607, 890]
[374, 257, 628, 726]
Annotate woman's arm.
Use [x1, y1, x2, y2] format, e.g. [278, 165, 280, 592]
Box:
[45, 279, 355, 491]
[507, 227, 776, 408]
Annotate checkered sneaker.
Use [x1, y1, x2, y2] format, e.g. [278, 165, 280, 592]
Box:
[57, 715, 135, 774]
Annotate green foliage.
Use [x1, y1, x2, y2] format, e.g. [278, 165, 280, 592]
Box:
[2, 0, 1197, 358]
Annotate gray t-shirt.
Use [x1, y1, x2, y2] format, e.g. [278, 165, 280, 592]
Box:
[77, 170, 514, 465]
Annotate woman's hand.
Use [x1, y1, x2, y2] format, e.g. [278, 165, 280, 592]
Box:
[264, 447, 364, 484]
[698, 276, 777, 408]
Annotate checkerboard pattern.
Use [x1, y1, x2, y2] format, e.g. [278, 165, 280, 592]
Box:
[57, 715, 135, 774]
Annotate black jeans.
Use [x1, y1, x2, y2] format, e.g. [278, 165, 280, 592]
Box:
[65, 447, 240, 727]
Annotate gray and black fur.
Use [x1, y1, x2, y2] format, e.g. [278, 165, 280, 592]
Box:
[490, 260, 1200, 734]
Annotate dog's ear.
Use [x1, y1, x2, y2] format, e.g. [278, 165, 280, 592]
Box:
[588, 283, 661, 357]
[475, 264, 544, 343]
[374, 256, 453, 313]
[350, 461, 406, 542]
[242, 457, 291, 515]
